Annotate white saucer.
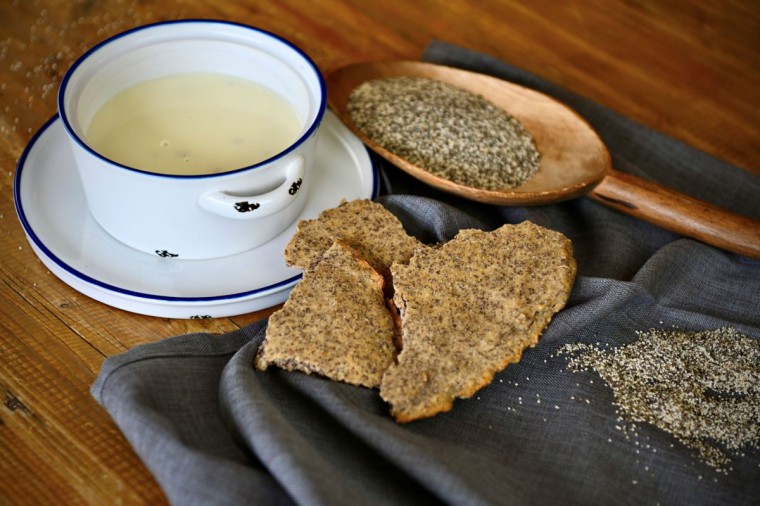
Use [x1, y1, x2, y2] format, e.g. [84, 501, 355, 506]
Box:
[14, 110, 378, 318]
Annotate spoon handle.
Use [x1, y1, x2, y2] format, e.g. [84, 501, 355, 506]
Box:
[588, 169, 760, 259]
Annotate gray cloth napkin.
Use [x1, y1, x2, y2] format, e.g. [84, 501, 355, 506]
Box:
[91, 41, 760, 505]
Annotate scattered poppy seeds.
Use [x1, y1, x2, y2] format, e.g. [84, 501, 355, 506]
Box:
[559, 327, 760, 473]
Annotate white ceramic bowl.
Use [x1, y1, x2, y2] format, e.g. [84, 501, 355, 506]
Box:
[58, 20, 326, 259]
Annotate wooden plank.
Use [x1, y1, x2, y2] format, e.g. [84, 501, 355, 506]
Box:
[0, 316, 167, 504]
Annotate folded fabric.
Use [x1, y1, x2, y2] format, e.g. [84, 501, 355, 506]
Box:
[92, 41, 760, 505]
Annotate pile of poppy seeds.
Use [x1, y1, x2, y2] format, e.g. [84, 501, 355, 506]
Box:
[559, 327, 760, 473]
[347, 76, 540, 190]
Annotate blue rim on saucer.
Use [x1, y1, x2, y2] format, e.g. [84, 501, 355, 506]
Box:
[13, 110, 378, 315]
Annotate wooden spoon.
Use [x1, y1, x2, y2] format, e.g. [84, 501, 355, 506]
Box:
[326, 61, 760, 259]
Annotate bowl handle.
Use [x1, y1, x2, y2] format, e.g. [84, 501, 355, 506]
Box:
[198, 156, 305, 220]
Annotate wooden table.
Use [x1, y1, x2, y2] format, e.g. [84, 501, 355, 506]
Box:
[1, 1, 757, 503]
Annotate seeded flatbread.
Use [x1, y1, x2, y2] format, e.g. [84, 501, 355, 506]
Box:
[380, 221, 576, 422]
[255, 240, 397, 389]
[284, 199, 423, 279]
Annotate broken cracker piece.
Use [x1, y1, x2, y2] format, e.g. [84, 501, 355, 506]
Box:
[284, 199, 423, 280]
[255, 240, 397, 389]
[380, 221, 576, 422]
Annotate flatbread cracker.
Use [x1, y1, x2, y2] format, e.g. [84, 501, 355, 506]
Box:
[380, 221, 576, 422]
[255, 240, 397, 389]
[284, 199, 423, 280]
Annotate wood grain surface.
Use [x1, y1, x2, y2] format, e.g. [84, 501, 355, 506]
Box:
[1, 1, 758, 504]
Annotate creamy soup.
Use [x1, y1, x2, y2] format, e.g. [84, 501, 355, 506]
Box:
[86, 73, 303, 175]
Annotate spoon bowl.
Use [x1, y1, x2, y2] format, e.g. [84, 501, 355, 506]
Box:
[326, 60, 760, 259]
[326, 60, 610, 205]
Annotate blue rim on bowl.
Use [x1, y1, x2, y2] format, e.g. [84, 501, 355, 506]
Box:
[57, 19, 328, 180]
